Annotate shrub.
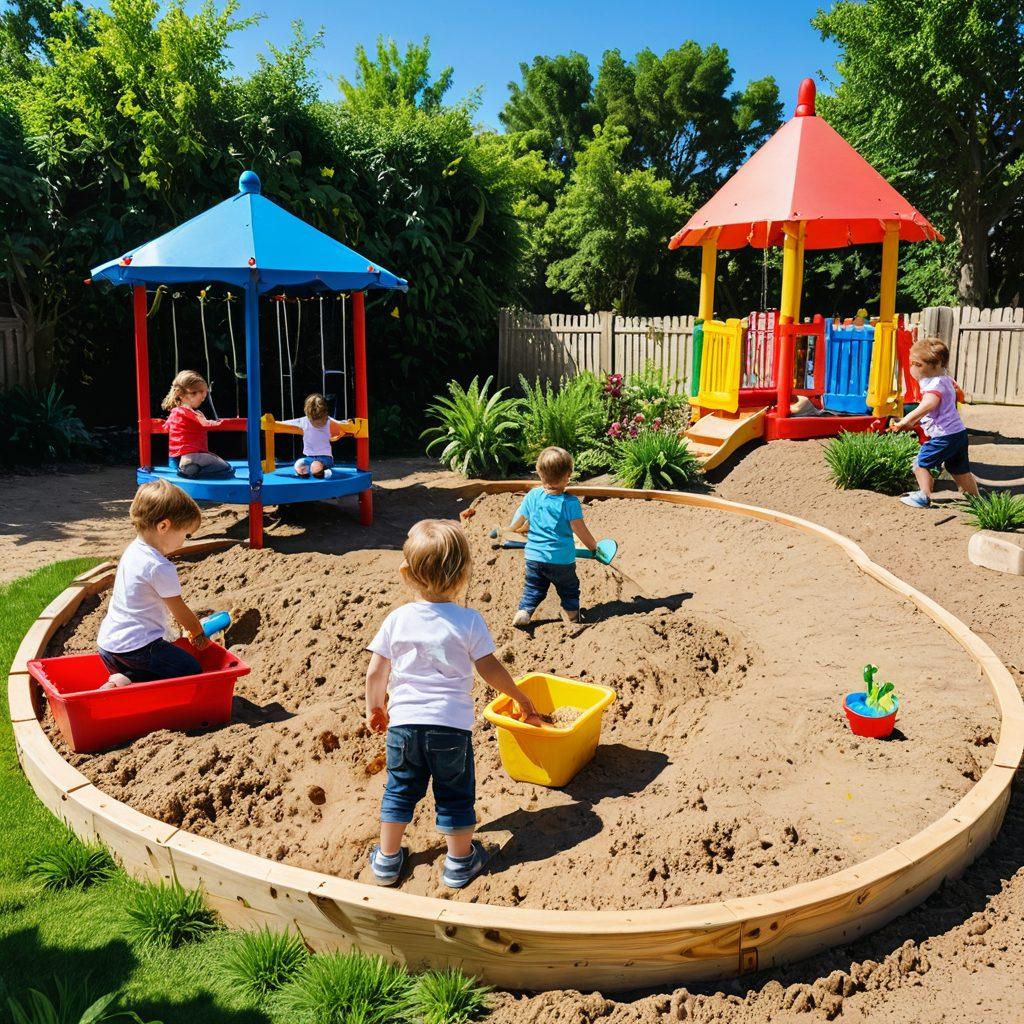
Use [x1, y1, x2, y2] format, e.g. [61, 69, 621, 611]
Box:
[962, 491, 1024, 532]
[124, 881, 219, 949]
[519, 372, 609, 474]
[24, 833, 114, 892]
[0, 385, 95, 466]
[612, 430, 701, 490]
[276, 950, 409, 1024]
[421, 376, 522, 477]
[823, 430, 919, 495]
[220, 927, 308, 1001]
[406, 968, 491, 1024]
[604, 362, 689, 432]
[5, 976, 159, 1024]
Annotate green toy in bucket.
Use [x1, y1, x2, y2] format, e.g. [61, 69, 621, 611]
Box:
[844, 664, 900, 738]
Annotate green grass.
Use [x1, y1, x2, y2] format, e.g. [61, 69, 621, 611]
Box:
[219, 927, 308, 1001]
[407, 968, 492, 1024]
[962, 491, 1024, 532]
[612, 430, 702, 490]
[124, 883, 220, 950]
[0, 559, 267, 1022]
[25, 831, 115, 892]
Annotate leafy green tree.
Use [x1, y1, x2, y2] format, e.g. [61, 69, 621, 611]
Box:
[338, 36, 462, 113]
[594, 43, 782, 194]
[499, 52, 598, 172]
[813, 0, 1024, 305]
[544, 124, 684, 312]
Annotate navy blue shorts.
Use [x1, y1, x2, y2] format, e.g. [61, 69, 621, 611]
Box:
[916, 429, 971, 475]
[381, 725, 475, 833]
[98, 638, 201, 683]
[520, 559, 580, 612]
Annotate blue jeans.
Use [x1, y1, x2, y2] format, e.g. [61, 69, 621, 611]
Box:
[296, 455, 335, 471]
[98, 638, 201, 683]
[520, 559, 580, 612]
[381, 725, 475, 833]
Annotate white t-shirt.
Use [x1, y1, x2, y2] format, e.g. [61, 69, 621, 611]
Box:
[97, 538, 181, 653]
[283, 416, 333, 457]
[367, 601, 496, 731]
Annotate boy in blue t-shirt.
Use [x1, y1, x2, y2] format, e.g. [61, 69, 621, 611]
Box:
[509, 446, 598, 627]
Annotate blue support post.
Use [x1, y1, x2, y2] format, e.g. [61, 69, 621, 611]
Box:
[244, 276, 264, 547]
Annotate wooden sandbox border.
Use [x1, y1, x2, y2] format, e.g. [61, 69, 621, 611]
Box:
[8, 487, 1023, 992]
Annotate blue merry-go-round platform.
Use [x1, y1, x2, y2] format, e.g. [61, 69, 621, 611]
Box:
[138, 461, 372, 505]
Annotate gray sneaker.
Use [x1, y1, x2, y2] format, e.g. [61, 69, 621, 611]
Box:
[369, 845, 406, 886]
[442, 840, 489, 889]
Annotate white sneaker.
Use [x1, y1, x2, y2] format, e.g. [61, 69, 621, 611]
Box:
[99, 673, 132, 690]
[512, 609, 532, 628]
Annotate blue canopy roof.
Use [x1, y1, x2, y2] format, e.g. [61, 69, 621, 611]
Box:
[91, 171, 408, 294]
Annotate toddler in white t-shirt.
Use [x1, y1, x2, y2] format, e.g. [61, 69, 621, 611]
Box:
[364, 519, 541, 889]
[97, 480, 210, 688]
[283, 393, 341, 479]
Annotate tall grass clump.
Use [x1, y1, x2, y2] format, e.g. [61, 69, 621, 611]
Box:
[406, 968, 491, 1024]
[220, 927, 308, 1001]
[612, 430, 701, 490]
[5, 976, 159, 1024]
[823, 430, 919, 495]
[962, 491, 1024, 532]
[519, 372, 608, 474]
[124, 881, 219, 950]
[277, 950, 409, 1024]
[24, 832, 114, 892]
[421, 376, 522, 477]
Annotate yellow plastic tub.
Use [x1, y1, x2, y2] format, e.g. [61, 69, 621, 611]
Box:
[483, 673, 616, 787]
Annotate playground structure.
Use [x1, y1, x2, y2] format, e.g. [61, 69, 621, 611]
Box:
[90, 171, 407, 548]
[670, 79, 942, 472]
[9, 485, 1022, 991]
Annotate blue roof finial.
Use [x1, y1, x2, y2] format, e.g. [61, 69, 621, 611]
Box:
[238, 171, 261, 195]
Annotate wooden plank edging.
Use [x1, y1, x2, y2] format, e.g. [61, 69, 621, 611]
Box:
[7, 488, 1022, 991]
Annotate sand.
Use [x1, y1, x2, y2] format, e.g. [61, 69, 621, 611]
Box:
[49, 489, 996, 913]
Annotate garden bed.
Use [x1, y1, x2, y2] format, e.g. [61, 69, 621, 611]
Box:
[44, 492, 997, 912]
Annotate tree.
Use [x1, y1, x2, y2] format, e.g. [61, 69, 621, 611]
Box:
[544, 124, 684, 313]
[338, 36, 463, 114]
[499, 52, 598, 172]
[813, 0, 1024, 305]
[594, 43, 782, 194]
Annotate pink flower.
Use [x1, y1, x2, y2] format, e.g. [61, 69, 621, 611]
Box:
[608, 422, 622, 437]
[629, 424, 638, 437]
[653, 417, 662, 430]
[634, 413, 644, 423]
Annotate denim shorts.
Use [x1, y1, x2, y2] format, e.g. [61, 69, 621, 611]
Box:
[296, 455, 335, 470]
[916, 429, 971, 475]
[98, 638, 201, 683]
[520, 559, 581, 612]
[381, 725, 475, 833]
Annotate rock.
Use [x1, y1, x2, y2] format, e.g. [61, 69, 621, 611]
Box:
[968, 530, 1024, 575]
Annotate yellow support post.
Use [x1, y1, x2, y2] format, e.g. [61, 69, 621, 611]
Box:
[867, 222, 902, 418]
[778, 222, 806, 323]
[879, 221, 899, 323]
[260, 413, 276, 474]
[698, 236, 718, 321]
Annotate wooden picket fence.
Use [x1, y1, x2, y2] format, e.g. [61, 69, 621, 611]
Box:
[499, 306, 1024, 405]
[0, 317, 34, 392]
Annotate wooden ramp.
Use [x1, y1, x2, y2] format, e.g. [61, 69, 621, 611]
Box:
[685, 408, 767, 472]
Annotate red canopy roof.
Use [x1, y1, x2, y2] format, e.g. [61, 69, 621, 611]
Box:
[668, 79, 942, 251]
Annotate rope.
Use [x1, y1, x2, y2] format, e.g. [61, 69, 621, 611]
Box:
[171, 292, 180, 375]
[225, 292, 241, 417]
[319, 296, 326, 395]
[282, 298, 295, 419]
[275, 297, 285, 419]
[198, 289, 219, 420]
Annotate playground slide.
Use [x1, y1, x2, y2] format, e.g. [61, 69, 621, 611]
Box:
[684, 407, 767, 472]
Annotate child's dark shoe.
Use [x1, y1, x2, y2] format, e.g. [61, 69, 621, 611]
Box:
[442, 840, 489, 889]
[369, 844, 406, 886]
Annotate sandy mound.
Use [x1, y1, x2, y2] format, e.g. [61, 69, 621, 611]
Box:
[48, 488, 997, 914]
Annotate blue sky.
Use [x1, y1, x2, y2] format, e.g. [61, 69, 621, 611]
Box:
[191, 0, 842, 129]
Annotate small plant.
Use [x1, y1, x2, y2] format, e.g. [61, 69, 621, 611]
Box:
[612, 429, 701, 490]
[277, 950, 410, 1024]
[823, 430, 919, 495]
[24, 833, 114, 892]
[0, 385, 95, 466]
[421, 376, 522, 477]
[862, 664, 898, 714]
[962, 491, 1024, 532]
[220, 926, 308, 1001]
[604, 362, 689, 432]
[6, 976, 160, 1024]
[406, 968, 491, 1024]
[124, 881, 219, 949]
[519, 372, 610, 474]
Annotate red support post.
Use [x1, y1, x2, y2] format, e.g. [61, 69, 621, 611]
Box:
[352, 290, 372, 526]
[248, 502, 264, 549]
[775, 319, 794, 419]
[133, 285, 152, 469]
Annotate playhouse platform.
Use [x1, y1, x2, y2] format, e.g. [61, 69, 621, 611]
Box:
[138, 460, 372, 505]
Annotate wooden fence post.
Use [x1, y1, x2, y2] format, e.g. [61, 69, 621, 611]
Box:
[599, 311, 614, 376]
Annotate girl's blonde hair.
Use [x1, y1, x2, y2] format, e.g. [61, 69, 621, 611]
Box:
[402, 519, 471, 596]
[304, 393, 329, 423]
[909, 337, 950, 370]
[161, 370, 208, 411]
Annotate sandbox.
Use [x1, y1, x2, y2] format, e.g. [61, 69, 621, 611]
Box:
[9, 486, 1023, 991]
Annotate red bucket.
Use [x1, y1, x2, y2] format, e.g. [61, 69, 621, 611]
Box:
[28, 640, 250, 754]
[843, 691, 899, 738]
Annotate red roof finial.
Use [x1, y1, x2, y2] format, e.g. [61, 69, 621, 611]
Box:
[795, 78, 816, 117]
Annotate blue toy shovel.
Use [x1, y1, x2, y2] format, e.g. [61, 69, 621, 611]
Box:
[489, 529, 618, 565]
[200, 611, 232, 638]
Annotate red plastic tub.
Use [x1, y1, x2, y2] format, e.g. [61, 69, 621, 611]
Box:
[27, 640, 250, 753]
[843, 691, 899, 739]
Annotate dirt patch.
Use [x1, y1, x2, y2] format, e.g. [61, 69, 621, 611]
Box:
[49, 489, 995, 913]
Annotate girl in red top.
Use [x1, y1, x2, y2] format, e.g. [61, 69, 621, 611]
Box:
[160, 371, 231, 478]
